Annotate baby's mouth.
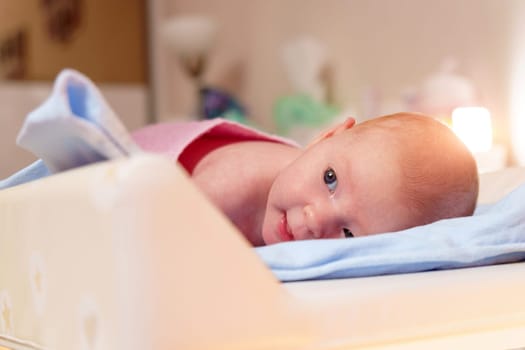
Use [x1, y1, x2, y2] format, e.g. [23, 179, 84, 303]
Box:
[278, 214, 294, 242]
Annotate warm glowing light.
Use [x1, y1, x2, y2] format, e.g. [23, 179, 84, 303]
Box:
[452, 107, 493, 153]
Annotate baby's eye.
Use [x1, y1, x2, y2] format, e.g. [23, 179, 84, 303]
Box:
[343, 228, 354, 238]
[323, 167, 338, 193]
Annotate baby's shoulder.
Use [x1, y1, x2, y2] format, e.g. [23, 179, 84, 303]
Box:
[196, 141, 299, 176]
[192, 141, 298, 200]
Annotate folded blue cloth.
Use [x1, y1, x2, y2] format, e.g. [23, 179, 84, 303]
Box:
[256, 184, 525, 281]
[0, 159, 50, 189]
[0, 69, 140, 190]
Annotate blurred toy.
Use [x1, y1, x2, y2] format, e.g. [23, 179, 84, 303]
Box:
[274, 37, 339, 141]
[163, 15, 248, 123]
[417, 58, 477, 124]
[199, 86, 247, 122]
[282, 36, 327, 102]
[163, 15, 216, 88]
[274, 94, 338, 136]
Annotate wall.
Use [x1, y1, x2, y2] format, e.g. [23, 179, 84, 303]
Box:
[151, 0, 518, 157]
[508, 0, 525, 165]
[0, 0, 147, 83]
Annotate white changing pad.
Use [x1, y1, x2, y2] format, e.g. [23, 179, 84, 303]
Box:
[1, 155, 525, 349]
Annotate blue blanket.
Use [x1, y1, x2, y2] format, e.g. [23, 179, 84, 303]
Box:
[3, 69, 525, 282]
[256, 189, 525, 281]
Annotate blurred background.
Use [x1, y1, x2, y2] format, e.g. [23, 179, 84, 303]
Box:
[2, 0, 525, 177]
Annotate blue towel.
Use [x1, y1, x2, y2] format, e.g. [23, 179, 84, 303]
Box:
[256, 184, 525, 281]
[0, 159, 50, 189]
[0, 69, 140, 190]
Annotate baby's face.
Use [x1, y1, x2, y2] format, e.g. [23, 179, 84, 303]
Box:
[261, 128, 414, 245]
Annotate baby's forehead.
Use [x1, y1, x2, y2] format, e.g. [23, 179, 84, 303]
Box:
[343, 125, 402, 148]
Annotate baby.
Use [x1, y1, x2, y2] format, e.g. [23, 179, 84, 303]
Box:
[135, 112, 479, 246]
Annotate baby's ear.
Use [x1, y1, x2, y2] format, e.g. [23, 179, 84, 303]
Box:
[307, 117, 356, 148]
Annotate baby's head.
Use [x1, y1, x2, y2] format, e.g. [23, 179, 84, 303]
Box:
[262, 112, 478, 245]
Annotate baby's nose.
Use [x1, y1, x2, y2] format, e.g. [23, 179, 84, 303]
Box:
[303, 204, 340, 239]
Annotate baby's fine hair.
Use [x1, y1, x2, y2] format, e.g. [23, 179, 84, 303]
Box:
[356, 112, 479, 226]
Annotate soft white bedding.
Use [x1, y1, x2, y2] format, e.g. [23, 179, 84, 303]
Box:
[285, 262, 525, 349]
[478, 166, 525, 203]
